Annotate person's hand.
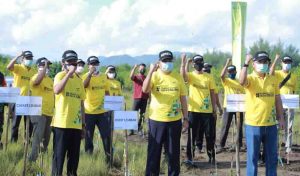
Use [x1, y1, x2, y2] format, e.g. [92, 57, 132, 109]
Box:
[133, 64, 138, 69]
[67, 65, 76, 75]
[245, 54, 252, 65]
[88, 66, 96, 76]
[187, 58, 192, 64]
[219, 108, 223, 116]
[149, 62, 159, 73]
[226, 58, 232, 65]
[278, 117, 286, 130]
[182, 118, 189, 133]
[275, 54, 280, 62]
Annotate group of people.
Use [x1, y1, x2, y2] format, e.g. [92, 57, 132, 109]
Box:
[0, 49, 296, 176]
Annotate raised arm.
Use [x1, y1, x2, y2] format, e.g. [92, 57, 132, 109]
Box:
[239, 54, 252, 86]
[32, 62, 48, 86]
[180, 53, 188, 82]
[83, 66, 95, 88]
[7, 52, 23, 71]
[142, 63, 158, 93]
[130, 64, 137, 81]
[54, 66, 76, 94]
[221, 58, 232, 81]
[269, 54, 280, 76]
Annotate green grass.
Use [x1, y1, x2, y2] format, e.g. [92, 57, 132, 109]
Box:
[0, 90, 299, 175]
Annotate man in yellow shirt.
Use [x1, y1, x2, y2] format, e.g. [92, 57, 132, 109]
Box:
[240, 51, 285, 176]
[181, 54, 217, 164]
[143, 50, 188, 176]
[51, 50, 85, 176]
[82, 56, 112, 163]
[105, 65, 122, 96]
[76, 59, 85, 76]
[270, 55, 297, 154]
[7, 51, 36, 142]
[218, 58, 245, 152]
[28, 57, 54, 162]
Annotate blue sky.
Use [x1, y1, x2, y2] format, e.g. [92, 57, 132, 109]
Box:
[0, 0, 299, 61]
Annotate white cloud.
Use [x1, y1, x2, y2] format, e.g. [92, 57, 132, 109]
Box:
[0, 0, 300, 60]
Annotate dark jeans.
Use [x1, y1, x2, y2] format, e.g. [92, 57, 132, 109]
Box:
[146, 119, 182, 176]
[85, 113, 112, 162]
[186, 112, 215, 160]
[132, 98, 148, 131]
[219, 109, 244, 148]
[52, 127, 81, 176]
[0, 104, 4, 141]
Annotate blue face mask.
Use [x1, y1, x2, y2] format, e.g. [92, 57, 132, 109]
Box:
[228, 73, 236, 79]
[161, 62, 174, 72]
[255, 63, 269, 73]
[24, 59, 33, 67]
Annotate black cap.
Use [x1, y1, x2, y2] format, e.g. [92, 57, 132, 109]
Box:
[159, 50, 173, 61]
[227, 65, 236, 71]
[62, 50, 78, 62]
[106, 65, 116, 72]
[36, 57, 52, 66]
[22, 51, 33, 58]
[77, 59, 86, 65]
[253, 51, 270, 62]
[204, 62, 212, 68]
[192, 55, 204, 63]
[281, 55, 293, 62]
[87, 56, 100, 65]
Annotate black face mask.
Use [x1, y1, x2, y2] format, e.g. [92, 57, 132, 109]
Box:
[139, 69, 146, 75]
[194, 63, 204, 71]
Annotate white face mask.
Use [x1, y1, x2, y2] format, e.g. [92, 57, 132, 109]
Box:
[24, 60, 33, 67]
[282, 63, 291, 71]
[38, 67, 50, 75]
[94, 66, 100, 73]
[107, 73, 115, 79]
[76, 66, 84, 73]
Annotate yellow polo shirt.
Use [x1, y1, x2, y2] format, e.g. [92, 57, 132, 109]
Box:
[30, 74, 54, 116]
[51, 72, 86, 129]
[107, 79, 122, 96]
[12, 64, 36, 96]
[187, 72, 216, 113]
[82, 73, 108, 114]
[275, 70, 297, 94]
[222, 78, 245, 108]
[244, 72, 279, 126]
[149, 70, 187, 122]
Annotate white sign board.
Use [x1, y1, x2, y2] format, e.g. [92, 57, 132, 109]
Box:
[0, 87, 20, 103]
[226, 94, 245, 112]
[16, 96, 42, 116]
[281, 95, 299, 109]
[114, 111, 138, 130]
[104, 96, 124, 111]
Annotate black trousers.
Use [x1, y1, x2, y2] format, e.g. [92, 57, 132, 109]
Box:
[52, 127, 81, 176]
[85, 113, 112, 162]
[0, 104, 4, 141]
[186, 112, 215, 160]
[10, 104, 33, 142]
[132, 98, 148, 131]
[146, 119, 182, 176]
[219, 109, 244, 148]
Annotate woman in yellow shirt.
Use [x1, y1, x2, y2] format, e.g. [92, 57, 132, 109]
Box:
[105, 65, 122, 96]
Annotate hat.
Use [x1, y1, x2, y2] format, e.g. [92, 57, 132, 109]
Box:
[204, 62, 212, 68]
[77, 59, 86, 65]
[227, 65, 236, 71]
[159, 50, 173, 61]
[281, 55, 293, 62]
[87, 56, 100, 65]
[192, 55, 204, 63]
[36, 57, 52, 66]
[22, 51, 33, 58]
[62, 50, 78, 62]
[253, 51, 270, 62]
